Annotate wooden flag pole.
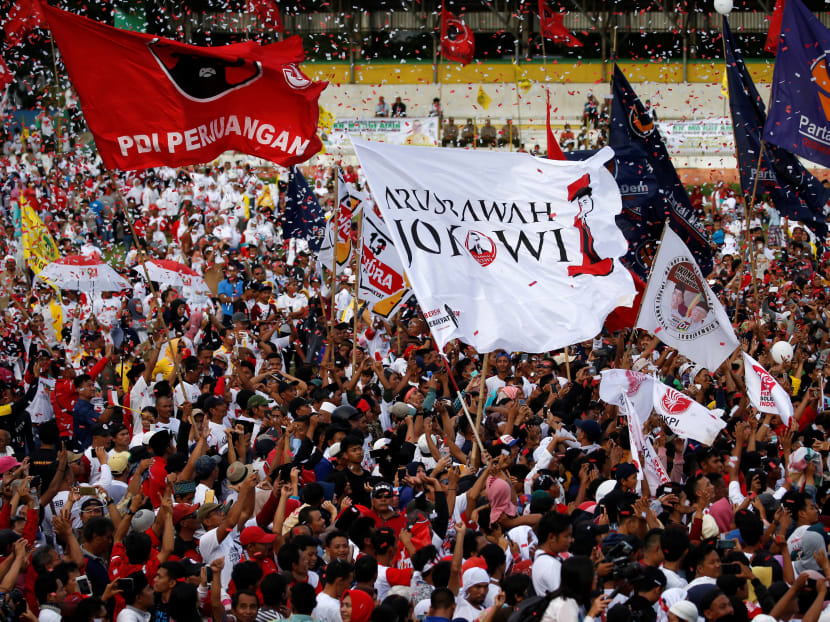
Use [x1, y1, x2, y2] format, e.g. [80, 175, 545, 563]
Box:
[563, 345, 572, 382]
[351, 211, 364, 371]
[328, 176, 339, 342]
[471, 352, 490, 468]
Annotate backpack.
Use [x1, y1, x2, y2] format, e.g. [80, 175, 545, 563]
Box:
[506, 592, 556, 622]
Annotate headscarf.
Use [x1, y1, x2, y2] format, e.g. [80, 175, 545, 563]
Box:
[486, 476, 517, 526]
[341, 589, 374, 622]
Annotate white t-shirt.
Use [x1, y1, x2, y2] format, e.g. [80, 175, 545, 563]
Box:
[198, 525, 242, 590]
[312, 592, 342, 622]
[531, 550, 564, 596]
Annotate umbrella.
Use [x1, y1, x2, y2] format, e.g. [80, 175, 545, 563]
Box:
[38, 255, 130, 293]
[139, 259, 211, 295]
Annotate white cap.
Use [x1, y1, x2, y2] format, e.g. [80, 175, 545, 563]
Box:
[319, 402, 336, 415]
[595, 479, 617, 505]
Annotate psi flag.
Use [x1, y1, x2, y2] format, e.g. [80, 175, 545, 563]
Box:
[352, 139, 636, 353]
[652, 382, 726, 446]
[637, 226, 739, 371]
[742, 352, 794, 425]
[43, 4, 326, 171]
[359, 207, 414, 319]
[763, 0, 830, 168]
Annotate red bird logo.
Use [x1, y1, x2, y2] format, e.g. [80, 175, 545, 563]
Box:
[660, 388, 692, 415]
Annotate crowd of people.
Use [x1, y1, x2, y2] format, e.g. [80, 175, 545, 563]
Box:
[0, 116, 828, 622]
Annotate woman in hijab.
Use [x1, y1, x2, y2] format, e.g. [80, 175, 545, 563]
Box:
[341, 588, 375, 622]
[125, 298, 148, 344]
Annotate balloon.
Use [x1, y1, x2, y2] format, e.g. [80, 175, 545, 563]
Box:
[770, 341, 794, 364]
[714, 0, 733, 15]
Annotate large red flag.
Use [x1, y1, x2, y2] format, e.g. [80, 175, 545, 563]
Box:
[604, 270, 646, 333]
[4, 0, 44, 46]
[764, 0, 785, 53]
[441, 8, 475, 65]
[538, 1, 582, 47]
[43, 4, 326, 171]
[545, 89, 566, 160]
[248, 0, 285, 33]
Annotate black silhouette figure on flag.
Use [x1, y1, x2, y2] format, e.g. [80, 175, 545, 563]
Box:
[567, 173, 613, 277]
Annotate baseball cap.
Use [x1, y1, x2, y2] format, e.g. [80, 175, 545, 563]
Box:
[240, 526, 277, 546]
[131, 509, 155, 533]
[108, 452, 131, 476]
[247, 394, 269, 409]
[614, 462, 637, 480]
[574, 419, 602, 443]
[172, 503, 199, 525]
[194, 455, 220, 478]
[90, 423, 111, 437]
[197, 502, 222, 522]
[227, 461, 253, 485]
[388, 402, 414, 419]
[231, 311, 249, 324]
[278, 380, 299, 393]
[372, 482, 394, 498]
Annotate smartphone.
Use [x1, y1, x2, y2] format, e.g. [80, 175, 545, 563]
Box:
[716, 540, 736, 550]
[79, 486, 97, 496]
[117, 578, 134, 592]
[77, 575, 92, 596]
[721, 563, 740, 575]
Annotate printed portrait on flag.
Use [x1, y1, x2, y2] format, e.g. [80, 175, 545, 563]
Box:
[660, 261, 712, 336]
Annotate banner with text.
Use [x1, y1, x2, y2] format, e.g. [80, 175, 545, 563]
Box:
[323, 118, 439, 150]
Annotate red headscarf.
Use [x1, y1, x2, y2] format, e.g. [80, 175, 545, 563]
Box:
[341, 589, 375, 622]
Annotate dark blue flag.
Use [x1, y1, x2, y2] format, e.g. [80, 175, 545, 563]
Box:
[610, 64, 713, 276]
[764, 0, 830, 168]
[284, 166, 325, 252]
[565, 143, 667, 280]
[724, 16, 829, 239]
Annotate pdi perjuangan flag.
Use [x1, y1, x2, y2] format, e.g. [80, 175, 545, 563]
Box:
[742, 352, 794, 425]
[610, 65, 713, 276]
[724, 16, 829, 239]
[284, 167, 326, 252]
[637, 226, 739, 371]
[43, 3, 326, 171]
[763, 0, 830, 168]
[652, 381, 727, 446]
[359, 206, 414, 319]
[352, 139, 636, 353]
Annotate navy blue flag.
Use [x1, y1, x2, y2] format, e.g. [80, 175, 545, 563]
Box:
[764, 0, 830, 168]
[284, 166, 325, 252]
[610, 64, 713, 276]
[724, 17, 829, 239]
[566, 143, 667, 280]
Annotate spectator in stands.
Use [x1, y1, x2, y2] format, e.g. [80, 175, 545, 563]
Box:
[429, 97, 442, 118]
[560, 123, 576, 152]
[391, 97, 407, 118]
[645, 99, 658, 122]
[375, 97, 389, 118]
[498, 119, 519, 148]
[459, 119, 476, 147]
[583, 93, 599, 128]
[442, 117, 459, 147]
[478, 120, 497, 147]
[577, 126, 589, 150]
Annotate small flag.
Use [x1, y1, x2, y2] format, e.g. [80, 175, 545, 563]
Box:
[764, 0, 786, 54]
[721, 68, 729, 99]
[283, 167, 326, 252]
[441, 7, 475, 65]
[476, 85, 491, 110]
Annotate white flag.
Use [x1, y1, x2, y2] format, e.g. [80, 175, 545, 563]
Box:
[742, 352, 794, 426]
[599, 368, 655, 424]
[652, 381, 726, 445]
[624, 395, 671, 492]
[352, 139, 636, 352]
[636, 226, 738, 371]
[318, 168, 367, 272]
[359, 207, 414, 319]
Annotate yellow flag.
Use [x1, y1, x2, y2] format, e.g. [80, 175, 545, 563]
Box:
[721, 68, 729, 98]
[477, 85, 492, 110]
[517, 78, 532, 93]
[21, 199, 59, 275]
[319, 105, 335, 133]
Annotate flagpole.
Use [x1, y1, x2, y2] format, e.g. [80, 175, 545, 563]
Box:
[328, 176, 339, 346]
[471, 351, 490, 468]
[351, 210, 364, 372]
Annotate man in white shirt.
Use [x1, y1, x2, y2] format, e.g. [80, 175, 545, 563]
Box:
[531, 510, 572, 596]
[312, 559, 354, 622]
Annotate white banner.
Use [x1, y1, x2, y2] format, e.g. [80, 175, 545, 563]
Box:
[637, 226, 739, 371]
[324, 117, 439, 149]
[599, 369, 655, 424]
[652, 381, 726, 446]
[352, 140, 636, 352]
[742, 352, 794, 425]
[658, 118, 735, 157]
[359, 207, 414, 319]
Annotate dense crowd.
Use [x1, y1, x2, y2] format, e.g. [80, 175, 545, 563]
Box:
[0, 120, 829, 622]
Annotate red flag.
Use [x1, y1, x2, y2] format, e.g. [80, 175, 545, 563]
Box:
[0, 56, 13, 90]
[764, 0, 785, 53]
[545, 89, 566, 160]
[4, 0, 44, 47]
[248, 0, 285, 33]
[441, 8, 475, 65]
[603, 269, 646, 333]
[42, 4, 326, 171]
[538, 1, 582, 47]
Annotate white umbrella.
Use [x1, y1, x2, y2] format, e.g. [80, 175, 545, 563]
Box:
[138, 259, 211, 296]
[38, 255, 130, 294]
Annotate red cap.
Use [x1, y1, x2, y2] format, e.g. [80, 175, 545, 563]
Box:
[240, 526, 277, 546]
[172, 503, 199, 525]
